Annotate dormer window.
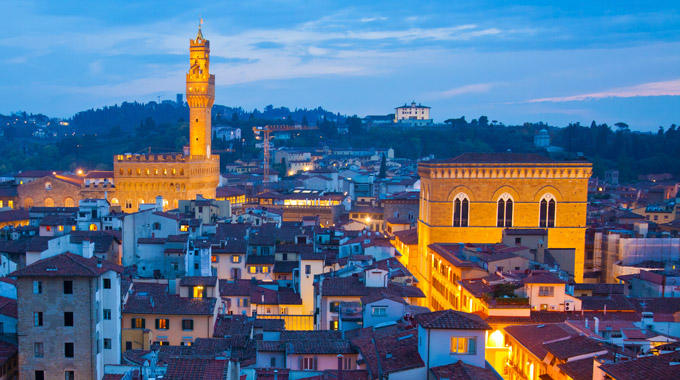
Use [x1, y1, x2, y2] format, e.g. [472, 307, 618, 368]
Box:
[193, 286, 204, 298]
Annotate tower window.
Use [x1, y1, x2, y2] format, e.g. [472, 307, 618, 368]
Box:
[497, 194, 513, 227]
[453, 193, 470, 227]
[539, 194, 556, 228]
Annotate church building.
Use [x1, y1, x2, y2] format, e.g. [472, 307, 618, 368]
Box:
[415, 152, 592, 303]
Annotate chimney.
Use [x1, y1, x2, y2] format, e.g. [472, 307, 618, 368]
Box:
[96, 256, 102, 268]
[585, 318, 589, 329]
[594, 317, 600, 334]
[274, 370, 278, 380]
[337, 354, 344, 380]
[155, 196, 164, 212]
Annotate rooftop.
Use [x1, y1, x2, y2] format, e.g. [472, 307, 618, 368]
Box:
[414, 310, 491, 330]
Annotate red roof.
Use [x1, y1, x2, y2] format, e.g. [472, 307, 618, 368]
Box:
[415, 310, 491, 330]
[522, 273, 567, 284]
[430, 361, 500, 380]
[163, 358, 227, 380]
[10, 252, 123, 278]
[350, 330, 424, 377]
[542, 335, 608, 360]
[122, 282, 216, 316]
[599, 351, 680, 380]
[0, 296, 17, 319]
[504, 323, 578, 360]
[0, 340, 17, 367]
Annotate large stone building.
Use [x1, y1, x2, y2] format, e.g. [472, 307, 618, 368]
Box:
[112, 25, 219, 212]
[12, 252, 123, 380]
[416, 153, 592, 297]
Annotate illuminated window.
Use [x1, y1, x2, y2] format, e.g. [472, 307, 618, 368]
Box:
[8, 200, 13, 209]
[450, 337, 476, 354]
[110, 198, 119, 205]
[231, 255, 241, 263]
[496, 194, 513, 227]
[539, 194, 556, 228]
[71, 226, 76, 231]
[131, 318, 145, 329]
[248, 266, 257, 274]
[89, 224, 98, 231]
[193, 286, 204, 298]
[262, 266, 269, 274]
[45, 182, 52, 191]
[330, 320, 339, 330]
[180, 225, 189, 232]
[44, 198, 54, 207]
[155, 318, 169, 330]
[58, 225, 64, 232]
[453, 193, 470, 227]
[64, 198, 74, 207]
[25, 198, 33, 208]
[46, 226, 52, 232]
[211, 255, 218, 263]
[538, 286, 554, 297]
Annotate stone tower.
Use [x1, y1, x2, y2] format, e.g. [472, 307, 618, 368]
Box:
[186, 23, 215, 158]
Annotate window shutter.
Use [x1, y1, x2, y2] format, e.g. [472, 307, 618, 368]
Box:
[155, 319, 159, 329]
[141, 318, 145, 329]
[298, 356, 303, 369]
[313, 356, 318, 370]
[166, 319, 170, 329]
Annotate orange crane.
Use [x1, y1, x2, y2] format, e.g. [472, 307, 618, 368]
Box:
[252, 124, 319, 192]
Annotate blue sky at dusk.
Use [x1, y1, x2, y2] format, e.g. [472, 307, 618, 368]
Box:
[1, 1, 679, 130]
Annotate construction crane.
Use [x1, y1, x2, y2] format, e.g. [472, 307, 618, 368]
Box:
[252, 124, 319, 192]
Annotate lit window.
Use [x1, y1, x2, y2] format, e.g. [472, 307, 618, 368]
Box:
[262, 266, 269, 274]
[329, 302, 340, 313]
[132, 318, 145, 329]
[89, 224, 98, 231]
[539, 286, 554, 297]
[193, 286, 204, 298]
[248, 266, 257, 274]
[211, 255, 218, 263]
[231, 255, 241, 263]
[450, 337, 476, 354]
[58, 225, 64, 231]
[155, 318, 169, 330]
[330, 320, 339, 330]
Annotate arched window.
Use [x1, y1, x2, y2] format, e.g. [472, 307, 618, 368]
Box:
[125, 199, 132, 209]
[24, 198, 34, 209]
[110, 198, 119, 206]
[44, 197, 54, 207]
[64, 198, 74, 208]
[539, 194, 556, 228]
[453, 193, 470, 227]
[496, 193, 513, 227]
[45, 182, 52, 191]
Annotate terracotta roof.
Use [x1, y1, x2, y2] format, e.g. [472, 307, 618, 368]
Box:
[216, 186, 246, 198]
[0, 296, 17, 319]
[123, 282, 216, 315]
[163, 358, 227, 380]
[393, 229, 418, 245]
[253, 318, 285, 332]
[433, 152, 555, 164]
[543, 335, 608, 360]
[213, 315, 253, 338]
[246, 255, 275, 265]
[281, 331, 342, 340]
[219, 279, 258, 297]
[350, 330, 424, 377]
[257, 340, 285, 352]
[415, 310, 491, 330]
[599, 351, 680, 380]
[504, 323, 578, 360]
[361, 292, 408, 306]
[286, 339, 355, 354]
[70, 231, 119, 253]
[430, 361, 500, 380]
[319, 275, 424, 299]
[0, 209, 28, 223]
[557, 357, 598, 380]
[273, 260, 299, 273]
[580, 295, 637, 312]
[10, 252, 123, 277]
[522, 273, 567, 284]
[0, 340, 17, 367]
[180, 276, 218, 287]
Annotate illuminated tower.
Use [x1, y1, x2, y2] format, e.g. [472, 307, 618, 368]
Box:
[186, 22, 215, 157]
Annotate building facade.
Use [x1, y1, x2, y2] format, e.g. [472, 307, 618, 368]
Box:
[416, 153, 592, 299]
[112, 26, 219, 212]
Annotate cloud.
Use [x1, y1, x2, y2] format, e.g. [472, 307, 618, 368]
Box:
[526, 79, 680, 103]
[360, 17, 387, 23]
[428, 83, 500, 99]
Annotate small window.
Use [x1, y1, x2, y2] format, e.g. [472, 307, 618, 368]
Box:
[271, 357, 276, 367]
[64, 312, 74, 327]
[104, 338, 112, 349]
[126, 341, 133, 350]
[182, 319, 194, 331]
[211, 255, 218, 263]
[35, 371, 45, 380]
[305, 265, 311, 275]
[33, 281, 42, 294]
[65, 342, 74, 358]
[450, 337, 476, 354]
[539, 286, 555, 297]
[34, 342, 44, 358]
[65, 371, 75, 380]
[515, 237, 521, 245]
[372, 307, 387, 316]
[131, 318, 145, 329]
[155, 319, 170, 330]
[193, 286, 204, 298]
[34, 312, 43, 327]
[103, 309, 111, 320]
[248, 266, 257, 274]
[232, 255, 241, 263]
[330, 320, 339, 330]
[64, 280, 73, 294]
[262, 266, 269, 274]
[329, 302, 340, 313]
[103, 279, 111, 289]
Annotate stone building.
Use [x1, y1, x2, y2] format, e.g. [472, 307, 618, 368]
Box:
[416, 152, 592, 296]
[111, 25, 219, 212]
[11, 252, 123, 380]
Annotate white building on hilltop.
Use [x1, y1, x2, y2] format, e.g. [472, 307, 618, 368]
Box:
[395, 101, 432, 126]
